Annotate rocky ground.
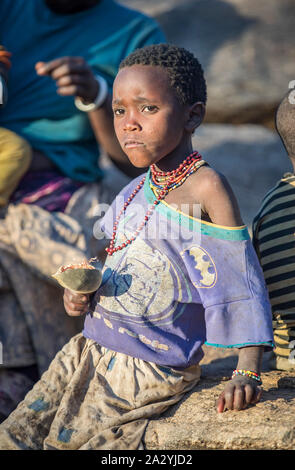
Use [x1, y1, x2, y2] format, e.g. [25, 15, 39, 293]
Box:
[144, 346, 295, 450]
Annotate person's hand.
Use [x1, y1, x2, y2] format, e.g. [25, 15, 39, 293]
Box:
[63, 288, 91, 317]
[216, 375, 262, 413]
[35, 57, 99, 103]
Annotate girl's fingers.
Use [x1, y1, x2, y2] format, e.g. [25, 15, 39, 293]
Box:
[217, 381, 263, 413]
[65, 300, 90, 311]
[232, 386, 245, 410]
[64, 289, 89, 304]
[252, 386, 263, 404]
[216, 392, 226, 413]
[243, 384, 255, 407]
[224, 385, 235, 411]
[64, 298, 90, 316]
[66, 308, 88, 317]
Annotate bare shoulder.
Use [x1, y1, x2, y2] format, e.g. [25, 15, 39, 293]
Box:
[192, 165, 233, 201]
[194, 165, 227, 188]
[192, 165, 244, 227]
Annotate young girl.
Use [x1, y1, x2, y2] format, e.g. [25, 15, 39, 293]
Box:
[0, 44, 273, 450]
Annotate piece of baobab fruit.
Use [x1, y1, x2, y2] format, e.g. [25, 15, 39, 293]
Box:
[52, 260, 102, 293]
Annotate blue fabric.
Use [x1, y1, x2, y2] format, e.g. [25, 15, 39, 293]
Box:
[0, 0, 165, 182]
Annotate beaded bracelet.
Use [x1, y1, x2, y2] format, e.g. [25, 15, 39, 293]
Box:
[232, 369, 262, 385]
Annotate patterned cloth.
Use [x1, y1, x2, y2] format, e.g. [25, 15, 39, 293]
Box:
[11, 170, 84, 213]
[0, 175, 123, 373]
[84, 169, 274, 369]
[253, 173, 295, 368]
[0, 368, 35, 423]
[0, 333, 200, 450]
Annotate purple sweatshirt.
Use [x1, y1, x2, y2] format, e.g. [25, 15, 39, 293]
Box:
[83, 171, 274, 368]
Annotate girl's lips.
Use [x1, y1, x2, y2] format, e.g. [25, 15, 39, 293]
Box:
[124, 140, 144, 149]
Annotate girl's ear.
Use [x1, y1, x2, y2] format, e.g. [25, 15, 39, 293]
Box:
[185, 102, 206, 133]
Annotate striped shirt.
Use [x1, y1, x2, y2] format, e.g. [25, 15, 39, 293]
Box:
[252, 173, 295, 359]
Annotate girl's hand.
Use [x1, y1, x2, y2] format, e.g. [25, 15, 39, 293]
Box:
[216, 375, 262, 413]
[63, 288, 91, 317]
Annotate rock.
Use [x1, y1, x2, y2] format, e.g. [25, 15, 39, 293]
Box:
[192, 124, 290, 227]
[144, 345, 295, 450]
[119, 0, 295, 127]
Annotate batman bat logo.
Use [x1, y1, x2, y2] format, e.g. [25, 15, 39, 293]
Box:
[182, 246, 217, 288]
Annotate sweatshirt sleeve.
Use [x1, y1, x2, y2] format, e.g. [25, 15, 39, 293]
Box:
[181, 227, 274, 350]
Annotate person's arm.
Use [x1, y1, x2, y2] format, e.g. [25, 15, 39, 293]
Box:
[35, 57, 140, 178]
[197, 167, 244, 227]
[196, 169, 264, 411]
[216, 346, 264, 412]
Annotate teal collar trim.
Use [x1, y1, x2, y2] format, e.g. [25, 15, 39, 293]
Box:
[144, 169, 250, 241]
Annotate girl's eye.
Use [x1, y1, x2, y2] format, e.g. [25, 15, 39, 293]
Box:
[113, 108, 124, 116]
[143, 105, 158, 113]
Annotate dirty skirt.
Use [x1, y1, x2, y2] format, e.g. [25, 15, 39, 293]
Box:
[0, 333, 200, 450]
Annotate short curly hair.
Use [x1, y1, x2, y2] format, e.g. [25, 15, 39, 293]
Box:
[119, 43, 207, 105]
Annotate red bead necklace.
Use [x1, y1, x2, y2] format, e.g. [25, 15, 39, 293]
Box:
[105, 151, 202, 256]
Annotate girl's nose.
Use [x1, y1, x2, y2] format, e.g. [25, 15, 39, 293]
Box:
[123, 119, 141, 132]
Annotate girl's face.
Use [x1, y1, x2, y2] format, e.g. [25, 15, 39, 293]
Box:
[112, 65, 192, 168]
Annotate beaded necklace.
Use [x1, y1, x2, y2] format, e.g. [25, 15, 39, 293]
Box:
[150, 153, 205, 195]
[105, 151, 203, 256]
